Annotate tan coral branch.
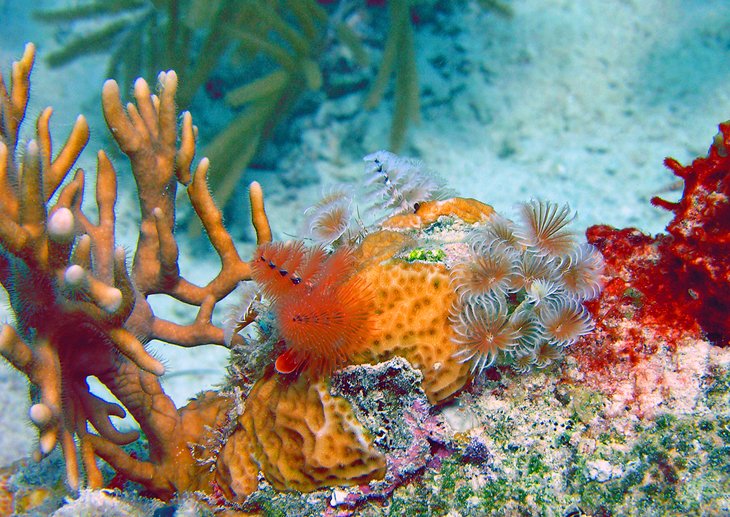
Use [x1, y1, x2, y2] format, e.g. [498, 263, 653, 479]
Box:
[0, 44, 277, 499]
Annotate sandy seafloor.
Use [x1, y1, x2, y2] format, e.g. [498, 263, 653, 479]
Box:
[0, 0, 728, 489]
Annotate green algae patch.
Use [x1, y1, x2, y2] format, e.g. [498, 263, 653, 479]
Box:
[404, 247, 447, 263]
[569, 413, 730, 515]
[568, 387, 605, 424]
[622, 287, 644, 308]
[706, 369, 730, 410]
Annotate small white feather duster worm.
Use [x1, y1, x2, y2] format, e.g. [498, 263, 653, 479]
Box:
[302, 188, 354, 246]
[363, 150, 448, 216]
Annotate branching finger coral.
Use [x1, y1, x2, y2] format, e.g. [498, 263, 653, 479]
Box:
[34, 0, 227, 108]
[0, 46, 607, 508]
[36, 0, 368, 212]
[362, 0, 511, 150]
[363, 0, 420, 151]
[0, 43, 268, 496]
[204, 0, 339, 208]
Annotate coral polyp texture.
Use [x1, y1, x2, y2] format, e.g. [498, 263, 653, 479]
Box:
[1, 45, 729, 516]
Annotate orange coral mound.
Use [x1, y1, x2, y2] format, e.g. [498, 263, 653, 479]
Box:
[357, 257, 471, 403]
[216, 371, 386, 499]
[382, 197, 494, 229]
